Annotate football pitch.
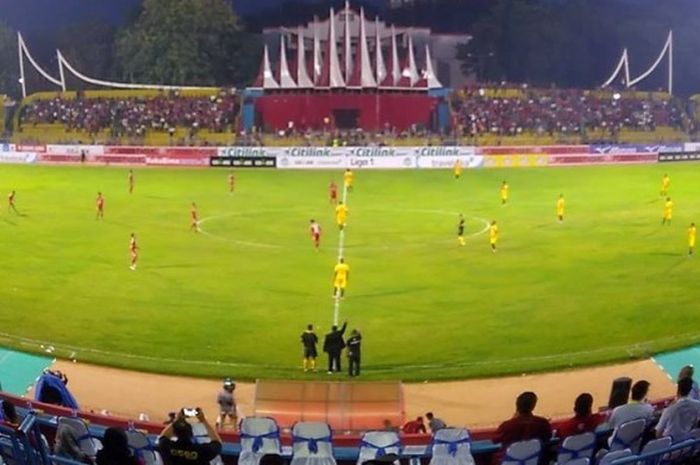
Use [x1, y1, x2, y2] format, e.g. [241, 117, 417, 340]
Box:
[1, 163, 699, 381]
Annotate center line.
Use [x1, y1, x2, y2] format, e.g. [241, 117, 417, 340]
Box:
[332, 182, 349, 326]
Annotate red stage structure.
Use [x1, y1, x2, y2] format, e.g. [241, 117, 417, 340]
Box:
[244, 2, 449, 133]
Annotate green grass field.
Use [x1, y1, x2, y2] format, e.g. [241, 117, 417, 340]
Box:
[1, 163, 700, 381]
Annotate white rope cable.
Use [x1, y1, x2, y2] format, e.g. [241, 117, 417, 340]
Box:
[627, 30, 672, 89]
[56, 50, 217, 91]
[17, 32, 64, 91]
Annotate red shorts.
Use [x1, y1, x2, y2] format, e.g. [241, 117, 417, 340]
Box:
[330, 192, 337, 199]
[312, 233, 321, 242]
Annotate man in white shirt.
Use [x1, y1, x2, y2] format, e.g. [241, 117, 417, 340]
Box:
[609, 380, 655, 429]
[655, 378, 700, 441]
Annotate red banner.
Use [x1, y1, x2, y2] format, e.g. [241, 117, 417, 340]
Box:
[478, 145, 589, 155]
[104, 146, 217, 157]
[548, 153, 657, 165]
[40, 154, 146, 165]
[16, 144, 46, 153]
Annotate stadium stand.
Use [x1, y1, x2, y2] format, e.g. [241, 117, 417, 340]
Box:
[452, 86, 689, 146]
[2, 385, 700, 465]
[10, 86, 698, 148]
[14, 89, 240, 147]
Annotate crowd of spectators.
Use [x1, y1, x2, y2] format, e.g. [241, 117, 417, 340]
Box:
[453, 85, 685, 138]
[19, 90, 240, 138]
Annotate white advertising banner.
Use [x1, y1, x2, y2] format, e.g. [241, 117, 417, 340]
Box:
[0, 152, 38, 164]
[684, 142, 700, 152]
[47, 145, 105, 156]
[1, 143, 16, 152]
[416, 155, 484, 169]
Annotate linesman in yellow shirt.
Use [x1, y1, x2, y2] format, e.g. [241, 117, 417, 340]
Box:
[335, 201, 348, 230]
[661, 174, 670, 196]
[556, 194, 566, 223]
[333, 257, 350, 299]
[489, 220, 499, 253]
[689, 222, 697, 256]
[344, 168, 354, 192]
[454, 160, 462, 179]
[500, 181, 509, 205]
[662, 197, 673, 226]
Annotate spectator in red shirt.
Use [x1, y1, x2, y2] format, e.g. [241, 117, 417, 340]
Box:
[556, 393, 605, 439]
[402, 416, 427, 434]
[494, 391, 552, 465]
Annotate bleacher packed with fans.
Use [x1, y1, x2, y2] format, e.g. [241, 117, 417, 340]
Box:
[19, 90, 239, 139]
[452, 84, 686, 140]
[3, 368, 700, 465]
[11, 84, 695, 148]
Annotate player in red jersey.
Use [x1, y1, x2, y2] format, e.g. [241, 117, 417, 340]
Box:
[228, 172, 235, 194]
[329, 181, 338, 204]
[8, 190, 17, 213]
[129, 233, 139, 270]
[309, 219, 322, 250]
[190, 202, 199, 232]
[128, 170, 134, 194]
[96, 192, 105, 219]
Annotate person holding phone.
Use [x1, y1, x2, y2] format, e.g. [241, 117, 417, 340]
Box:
[158, 408, 222, 465]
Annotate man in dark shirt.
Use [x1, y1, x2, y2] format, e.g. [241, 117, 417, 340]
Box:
[347, 329, 362, 377]
[323, 321, 347, 373]
[301, 324, 318, 372]
[494, 392, 552, 465]
[159, 409, 222, 465]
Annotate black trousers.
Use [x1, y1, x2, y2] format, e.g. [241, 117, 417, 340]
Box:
[328, 352, 342, 372]
[349, 356, 360, 376]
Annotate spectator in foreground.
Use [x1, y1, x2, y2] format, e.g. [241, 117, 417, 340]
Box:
[96, 427, 141, 465]
[260, 454, 285, 465]
[426, 412, 447, 433]
[608, 380, 654, 429]
[402, 416, 427, 434]
[655, 377, 700, 441]
[0, 400, 20, 427]
[677, 365, 700, 400]
[54, 422, 92, 463]
[556, 393, 605, 439]
[159, 408, 222, 465]
[494, 391, 552, 465]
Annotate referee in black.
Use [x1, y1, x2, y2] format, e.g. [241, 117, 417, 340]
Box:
[301, 324, 318, 372]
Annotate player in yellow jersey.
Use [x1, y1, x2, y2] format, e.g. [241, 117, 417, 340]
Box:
[661, 174, 670, 196]
[344, 168, 354, 192]
[333, 257, 350, 299]
[335, 201, 348, 230]
[454, 160, 462, 179]
[662, 197, 673, 225]
[457, 214, 466, 246]
[489, 220, 499, 252]
[556, 194, 566, 223]
[500, 181, 509, 205]
[689, 222, 697, 256]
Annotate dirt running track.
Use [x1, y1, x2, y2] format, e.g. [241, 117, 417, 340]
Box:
[49, 359, 675, 428]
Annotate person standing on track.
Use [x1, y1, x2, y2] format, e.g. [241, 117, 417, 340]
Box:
[96, 192, 105, 220]
[128, 170, 134, 195]
[323, 321, 347, 374]
[301, 324, 318, 372]
[129, 233, 139, 271]
[309, 219, 322, 250]
[347, 329, 362, 377]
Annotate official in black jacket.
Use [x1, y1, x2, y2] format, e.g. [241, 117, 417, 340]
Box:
[323, 321, 347, 373]
[347, 329, 362, 377]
